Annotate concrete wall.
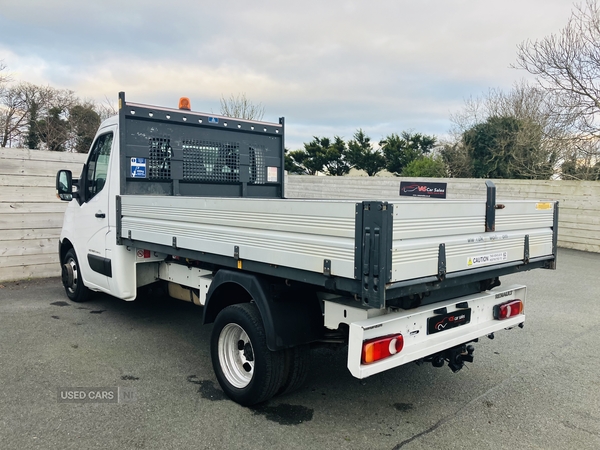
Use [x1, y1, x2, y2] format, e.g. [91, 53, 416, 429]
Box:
[0, 146, 597, 282]
[0, 148, 86, 282]
[285, 175, 600, 254]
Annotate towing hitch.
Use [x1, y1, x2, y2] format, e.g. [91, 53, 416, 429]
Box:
[422, 343, 475, 373]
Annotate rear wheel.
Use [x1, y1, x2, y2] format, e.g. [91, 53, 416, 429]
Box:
[61, 248, 91, 303]
[211, 303, 285, 406]
[278, 344, 310, 396]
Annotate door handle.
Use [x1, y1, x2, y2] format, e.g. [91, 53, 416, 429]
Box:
[95, 212, 106, 218]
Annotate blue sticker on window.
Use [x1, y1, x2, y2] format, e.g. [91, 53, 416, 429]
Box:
[131, 157, 146, 178]
[208, 117, 219, 124]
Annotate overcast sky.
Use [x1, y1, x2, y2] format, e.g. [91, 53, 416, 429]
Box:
[0, 0, 577, 150]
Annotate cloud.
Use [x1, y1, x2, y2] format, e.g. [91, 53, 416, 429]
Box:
[0, 0, 577, 149]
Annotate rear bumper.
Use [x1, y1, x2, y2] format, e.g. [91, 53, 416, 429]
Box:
[347, 285, 526, 378]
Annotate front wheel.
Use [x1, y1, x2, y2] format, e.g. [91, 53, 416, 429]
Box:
[211, 303, 285, 406]
[61, 248, 91, 303]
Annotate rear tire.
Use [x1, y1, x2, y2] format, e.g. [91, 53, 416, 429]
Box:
[61, 248, 91, 303]
[278, 344, 310, 396]
[211, 303, 285, 406]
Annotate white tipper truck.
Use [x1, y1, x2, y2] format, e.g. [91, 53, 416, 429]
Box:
[55, 93, 558, 406]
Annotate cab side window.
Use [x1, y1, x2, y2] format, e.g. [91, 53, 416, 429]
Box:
[85, 133, 113, 202]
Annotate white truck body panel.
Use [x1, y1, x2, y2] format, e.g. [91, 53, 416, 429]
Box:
[158, 262, 212, 305]
[346, 285, 527, 378]
[121, 196, 358, 278]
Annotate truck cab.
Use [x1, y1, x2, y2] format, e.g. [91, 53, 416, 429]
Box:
[58, 116, 136, 301]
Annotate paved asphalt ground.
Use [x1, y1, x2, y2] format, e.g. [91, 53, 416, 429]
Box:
[1, 248, 599, 450]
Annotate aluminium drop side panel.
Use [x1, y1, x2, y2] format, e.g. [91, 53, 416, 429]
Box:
[391, 199, 487, 241]
[119, 195, 358, 278]
[494, 200, 555, 232]
[390, 198, 555, 240]
[391, 228, 553, 282]
[389, 199, 556, 283]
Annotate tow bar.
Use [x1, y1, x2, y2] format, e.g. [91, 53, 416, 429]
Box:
[421, 342, 476, 373]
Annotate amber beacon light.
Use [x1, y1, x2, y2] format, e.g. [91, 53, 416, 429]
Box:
[179, 97, 191, 110]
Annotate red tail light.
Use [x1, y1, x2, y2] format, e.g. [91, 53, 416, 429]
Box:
[361, 333, 404, 365]
[494, 299, 523, 320]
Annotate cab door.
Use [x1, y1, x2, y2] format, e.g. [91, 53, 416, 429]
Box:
[75, 130, 115, 291]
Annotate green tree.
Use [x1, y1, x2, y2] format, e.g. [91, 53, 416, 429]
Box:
[401, 155, 447, 177]
[0, 77, 106, 151]
[561, 157, 600, 180]
[447, 81, 566, 179]
[69, 104, 101, 153]
[286, 136, 350, 175]
[381, 131, 437, 175]
[321, 136, 350, 176]
[0, 82, 66, 148]
[286, 149, 317, 175]
[462, 116, 554, 179]
[563, 137, 600, 180]
[26, 100, 39, 149]
[37, 107, 69, 151]
[440, 142, 473, 178]
[285, 151, 308, 174]
[346, 129, 385, 176]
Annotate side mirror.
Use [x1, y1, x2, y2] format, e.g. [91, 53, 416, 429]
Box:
[56, 170, 73, 201]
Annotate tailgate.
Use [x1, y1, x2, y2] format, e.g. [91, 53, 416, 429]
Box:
[389, 199, 556, 283]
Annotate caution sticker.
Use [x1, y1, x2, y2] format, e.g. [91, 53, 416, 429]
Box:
[467, 252, 508, 267]
[536, 202, 553, 210]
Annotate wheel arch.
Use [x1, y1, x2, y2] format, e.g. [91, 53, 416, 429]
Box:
[203, 270, 324, 351]
[59, 238, 75, 263]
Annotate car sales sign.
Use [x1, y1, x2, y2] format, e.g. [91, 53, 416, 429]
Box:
[400, 181, 447, 199]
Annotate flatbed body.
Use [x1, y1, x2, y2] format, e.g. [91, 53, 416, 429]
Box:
[118, 194, 555, 309]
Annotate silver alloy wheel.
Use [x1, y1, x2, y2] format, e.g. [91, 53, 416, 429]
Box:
[218, 323, 254, 389]
[63, 257, 78, 295]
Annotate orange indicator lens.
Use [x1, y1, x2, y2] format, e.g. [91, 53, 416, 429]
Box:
[361, 333, 404, 365]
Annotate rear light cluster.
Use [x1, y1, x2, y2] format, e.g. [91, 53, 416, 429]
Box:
[361, 333, 404, 365]
[494, 299, 523, 320]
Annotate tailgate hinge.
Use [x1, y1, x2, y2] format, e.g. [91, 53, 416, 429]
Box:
[437, 243, 447, 280]
[323, 259, 331, 276]
[356, 201, 393, 309]
[485, 180, 496, 232]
